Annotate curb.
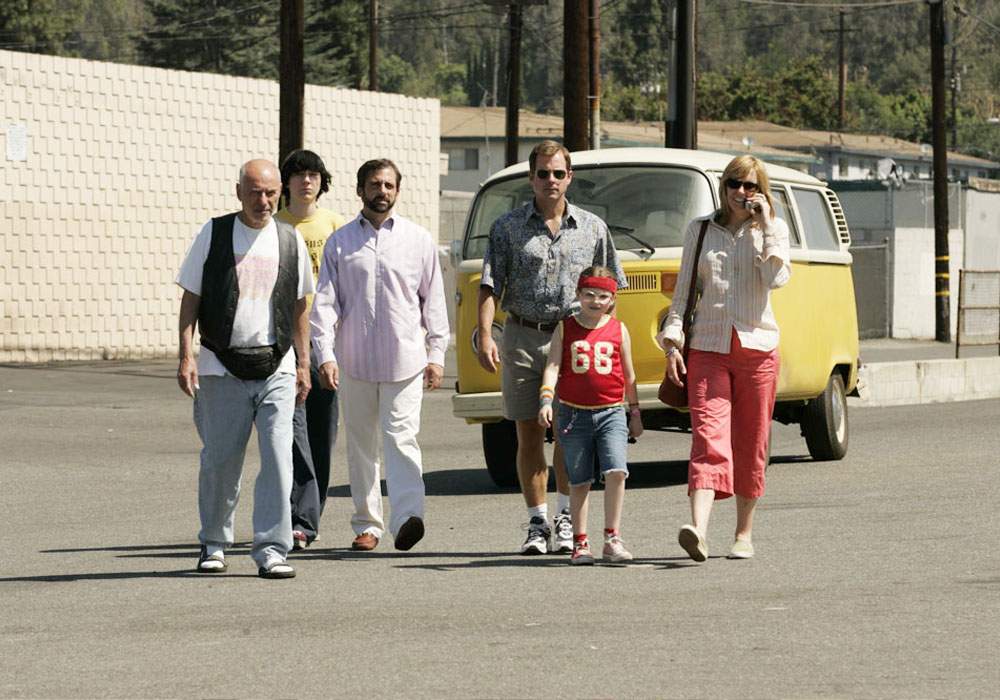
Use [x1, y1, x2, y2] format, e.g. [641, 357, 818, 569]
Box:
[849, 356, 1000, 407]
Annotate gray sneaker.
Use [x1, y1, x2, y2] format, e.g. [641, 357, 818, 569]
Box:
[520, 516, 551, 555]
[551, 509, 573, 554]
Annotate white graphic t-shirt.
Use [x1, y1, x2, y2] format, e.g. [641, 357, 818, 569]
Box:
[176, 215, 314, 376]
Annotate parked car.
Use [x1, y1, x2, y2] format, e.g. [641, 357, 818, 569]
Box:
[450, 148, 860, 487]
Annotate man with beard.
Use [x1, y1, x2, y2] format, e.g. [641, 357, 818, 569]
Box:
[310, 159, 449, 552]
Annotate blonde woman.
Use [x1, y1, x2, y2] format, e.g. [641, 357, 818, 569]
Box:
[658, 155, 791, 562]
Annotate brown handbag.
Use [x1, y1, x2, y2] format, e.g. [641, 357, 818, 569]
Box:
[658, 219, 709, 408]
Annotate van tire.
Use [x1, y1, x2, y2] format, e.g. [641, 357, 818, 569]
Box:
[483, 420, 519, 488]
[802, 373, 849, 461]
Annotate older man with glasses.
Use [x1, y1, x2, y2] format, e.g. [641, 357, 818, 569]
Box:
[476, 139, 627, 556]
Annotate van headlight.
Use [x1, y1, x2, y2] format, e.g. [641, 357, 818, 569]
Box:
[472, 322, 505, 352]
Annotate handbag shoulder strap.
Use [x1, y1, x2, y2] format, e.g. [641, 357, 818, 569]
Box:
[680, 219, 710, 353]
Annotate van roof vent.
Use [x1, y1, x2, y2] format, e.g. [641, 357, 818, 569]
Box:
[823, 189, 852, 247]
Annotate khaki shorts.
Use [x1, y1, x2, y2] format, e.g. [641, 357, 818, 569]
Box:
[500, 319, 560, 422]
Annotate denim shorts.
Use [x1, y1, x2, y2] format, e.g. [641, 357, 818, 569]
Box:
[557, 404, 629, 486]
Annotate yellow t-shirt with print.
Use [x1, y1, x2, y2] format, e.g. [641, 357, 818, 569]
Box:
[275, 207, 346, 309]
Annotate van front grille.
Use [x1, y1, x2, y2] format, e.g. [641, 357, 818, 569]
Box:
[621, 272, 660, 294]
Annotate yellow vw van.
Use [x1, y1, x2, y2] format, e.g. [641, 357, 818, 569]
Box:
[451, 148, 859, 487]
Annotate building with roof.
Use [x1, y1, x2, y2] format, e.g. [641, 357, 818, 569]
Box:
[440, 106, 1000, 192]
[704, 120, 999, 185]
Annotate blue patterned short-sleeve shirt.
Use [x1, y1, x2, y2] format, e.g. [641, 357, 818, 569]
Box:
[480, 201, 627, 322]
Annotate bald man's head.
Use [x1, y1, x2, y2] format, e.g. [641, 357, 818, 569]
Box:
[236, 159, 281, 228]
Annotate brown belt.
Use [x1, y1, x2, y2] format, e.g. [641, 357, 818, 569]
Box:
[507, 312, 559, 333]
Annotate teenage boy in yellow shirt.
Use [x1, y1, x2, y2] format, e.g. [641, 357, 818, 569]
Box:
[277, 150, 346, 549]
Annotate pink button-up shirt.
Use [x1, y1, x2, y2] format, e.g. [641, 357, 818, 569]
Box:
[310, 212, 450, 383]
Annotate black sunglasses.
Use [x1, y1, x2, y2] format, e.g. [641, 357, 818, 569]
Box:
[726, 178, 759, 193]
[534, 168, 568, 180]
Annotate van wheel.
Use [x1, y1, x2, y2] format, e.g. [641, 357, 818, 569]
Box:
[802, 373, 849, 461]
[482, 420, 519, 488]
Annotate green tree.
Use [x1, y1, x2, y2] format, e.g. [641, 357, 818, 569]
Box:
[0, 0, 77, 54]
[1, 0, 146, 61]
[303, 0, 366, 89]
[139, 0, 277, 78]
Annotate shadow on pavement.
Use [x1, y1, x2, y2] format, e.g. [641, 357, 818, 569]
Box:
[6, 543, 704, 581]
[327, 468, 506, 498]
[39, 543, 234, 554]
[391, 556, 698, 571]
[0, 570, 259, 583]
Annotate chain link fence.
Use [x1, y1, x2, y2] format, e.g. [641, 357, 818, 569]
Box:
[956, 270, 1000, 357]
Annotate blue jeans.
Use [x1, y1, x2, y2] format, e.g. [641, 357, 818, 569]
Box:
[557, 404, 629, 486]
[194, 372, 295, 567]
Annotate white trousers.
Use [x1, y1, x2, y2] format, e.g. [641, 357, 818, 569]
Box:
[340, 371, 425, 540]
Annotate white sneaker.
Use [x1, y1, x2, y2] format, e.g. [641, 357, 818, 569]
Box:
[571, 540, 595, 565]
[551, 509, 573, 554]
[520, 517, 551, 555]
[678, 524, 708, 562]
[728, 539, 754, 559]
[602, 534, 633, 564]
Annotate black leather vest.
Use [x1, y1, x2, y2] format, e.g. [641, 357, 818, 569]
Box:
[198, 212, 299, 359]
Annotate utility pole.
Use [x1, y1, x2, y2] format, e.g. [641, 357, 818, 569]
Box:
[666, 0, 696, 149]
[589, 0, 601, 150]
[505, 2, 522, 167]
[564, 1, 589, 152]
[368, 0, 379, 91]
[278, 0, 304, 167]
[950, 7, 961, 148]
[929, 0, 951, 342]
[838, 10, 847, 130]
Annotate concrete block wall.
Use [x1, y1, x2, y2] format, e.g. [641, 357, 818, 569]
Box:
[891, 227, 962, 339]
[857, 356, 1000, 406]
[1, 50, 439, 362]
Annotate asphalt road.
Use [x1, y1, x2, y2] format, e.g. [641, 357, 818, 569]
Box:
[1, 360, 998, 698]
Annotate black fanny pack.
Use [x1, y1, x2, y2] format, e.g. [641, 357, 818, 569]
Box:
[210, 344, 283, 380]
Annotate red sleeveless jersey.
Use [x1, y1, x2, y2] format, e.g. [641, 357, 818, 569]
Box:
[557, 315, 626, 408]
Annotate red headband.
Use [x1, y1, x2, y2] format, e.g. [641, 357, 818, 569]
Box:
[578, 276, 617, 293]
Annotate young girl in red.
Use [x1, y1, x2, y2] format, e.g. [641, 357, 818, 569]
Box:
[538, 266, 643, 565]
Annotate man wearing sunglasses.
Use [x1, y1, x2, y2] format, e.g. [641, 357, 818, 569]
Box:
[477, 140, 626, 556]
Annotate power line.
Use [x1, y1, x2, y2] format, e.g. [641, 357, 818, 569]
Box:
[737, 0, 924, 7]
[954, 3, 1000, 37]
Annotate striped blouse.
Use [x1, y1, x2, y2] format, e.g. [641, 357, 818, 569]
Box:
[659, 214, 791, 354]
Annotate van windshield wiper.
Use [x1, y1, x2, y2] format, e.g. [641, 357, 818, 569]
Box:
[608, 224, 655, 256]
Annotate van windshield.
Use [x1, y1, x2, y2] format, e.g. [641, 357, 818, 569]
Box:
[463, 165, 716, 259]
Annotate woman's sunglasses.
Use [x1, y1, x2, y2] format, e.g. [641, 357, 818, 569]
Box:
[726, 178, 759, 193]
[534, 168, 568, 180]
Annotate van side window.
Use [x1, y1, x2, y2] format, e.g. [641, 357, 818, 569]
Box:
[792, 187, 840, 251]
[769, 188, 800, 247]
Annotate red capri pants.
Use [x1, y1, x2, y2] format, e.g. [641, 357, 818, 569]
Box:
[687, 328, 779, 500]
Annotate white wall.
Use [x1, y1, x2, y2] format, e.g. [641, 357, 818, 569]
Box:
[0, 49, 440, 362]
[891, 227, 962, 338]
[440, 138, 541, 192]
[965, 189, 1000, 270]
